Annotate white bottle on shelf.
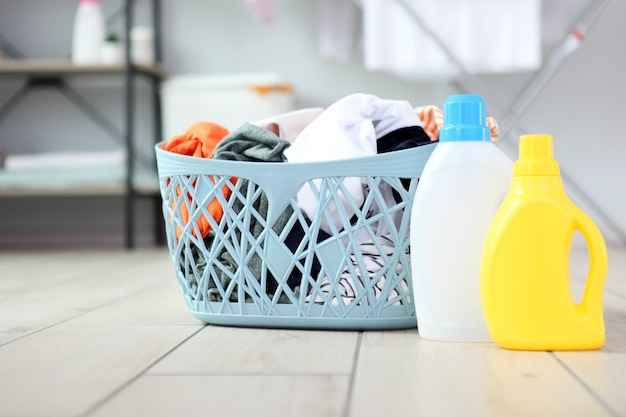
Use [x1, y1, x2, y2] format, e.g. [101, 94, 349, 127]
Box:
[130, 26, 155, 66]
[410, 94, 514, 342]
[71, 0, 105, 65]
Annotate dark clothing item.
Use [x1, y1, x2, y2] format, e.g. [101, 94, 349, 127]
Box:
[377, 125, 434, 201]
[376, 125, 431, 153]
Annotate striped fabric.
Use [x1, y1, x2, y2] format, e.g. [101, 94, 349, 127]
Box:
[414, 105, 444, 141]
[309, 235, 409, 306]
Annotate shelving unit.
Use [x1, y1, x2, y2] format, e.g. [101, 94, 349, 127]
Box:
[0, 60, 164, 77]
[0, 0, 164, 248]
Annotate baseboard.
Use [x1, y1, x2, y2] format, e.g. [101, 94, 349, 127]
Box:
[0, 230, 160, 249]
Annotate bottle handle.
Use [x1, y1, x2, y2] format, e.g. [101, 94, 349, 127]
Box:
[572, 207, 608, 324]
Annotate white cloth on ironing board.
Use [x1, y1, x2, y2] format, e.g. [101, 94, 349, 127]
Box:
[361, 0, 542, 81]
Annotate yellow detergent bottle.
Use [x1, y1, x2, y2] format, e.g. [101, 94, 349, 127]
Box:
[480, 134, 608, 351]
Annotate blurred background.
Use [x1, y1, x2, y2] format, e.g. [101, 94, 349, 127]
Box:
[0, 0, 623, 247]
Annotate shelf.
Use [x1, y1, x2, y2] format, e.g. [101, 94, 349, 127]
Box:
[0, 0, 165, 247]
[0, 59, 166, 79]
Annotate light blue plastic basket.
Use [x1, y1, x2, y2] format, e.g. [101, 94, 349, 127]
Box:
[155, 142, 435, 330]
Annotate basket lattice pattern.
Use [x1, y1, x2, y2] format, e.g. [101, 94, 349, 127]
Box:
[160, 171, 417, 322]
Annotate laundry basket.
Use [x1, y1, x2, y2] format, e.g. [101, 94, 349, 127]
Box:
[155, 142, 435, 330]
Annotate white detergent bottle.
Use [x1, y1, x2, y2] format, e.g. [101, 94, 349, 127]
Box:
[410, 94, 513, 342]
[71, 0, 105, 65]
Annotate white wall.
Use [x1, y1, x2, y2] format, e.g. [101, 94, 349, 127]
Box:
[0, 0, 624, 246]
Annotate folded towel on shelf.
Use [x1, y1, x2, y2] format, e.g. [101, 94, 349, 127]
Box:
[2, 149, 126, 171]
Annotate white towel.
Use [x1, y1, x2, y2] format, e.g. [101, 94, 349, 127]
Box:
[362, 0, 542, 81]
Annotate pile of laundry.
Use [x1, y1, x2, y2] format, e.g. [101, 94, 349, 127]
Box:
[164, 93, 499, 306]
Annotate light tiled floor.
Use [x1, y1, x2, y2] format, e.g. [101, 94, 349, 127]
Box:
[0, 246, 624, 417]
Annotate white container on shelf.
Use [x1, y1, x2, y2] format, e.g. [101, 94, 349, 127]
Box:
[160, 73, 295, 139]
[99, 35, 124, 65]
[130, 26, 155, 66]
[71, 0, 106, 65]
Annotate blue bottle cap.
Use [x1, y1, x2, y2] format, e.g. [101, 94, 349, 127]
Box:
[439, 94, 491, 142]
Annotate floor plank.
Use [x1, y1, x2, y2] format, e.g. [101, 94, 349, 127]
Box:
[147, 325, 359, 376]
[554, 292, 626, 417]
[0, 250, 128, 301]
[0, 325, 199, 417]
[88, 375, 350, 417]
[0, 249, 175, 345]
[350, 330, 613, 417]
[65, 279, 201, 327]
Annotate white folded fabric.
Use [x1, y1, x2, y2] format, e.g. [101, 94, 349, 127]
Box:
[361, 0, 542, 80]
[3, 149, 126, 171]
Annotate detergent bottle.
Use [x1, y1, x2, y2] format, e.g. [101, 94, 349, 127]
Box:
[410, 94, 513, 342]
[481, 134, 608, 351]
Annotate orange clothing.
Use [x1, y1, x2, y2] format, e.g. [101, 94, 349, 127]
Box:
[164, 122, 235, 240]
[164, 121, 230, 157]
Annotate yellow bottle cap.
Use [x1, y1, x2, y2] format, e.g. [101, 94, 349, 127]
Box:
[514, 134, 560, 176]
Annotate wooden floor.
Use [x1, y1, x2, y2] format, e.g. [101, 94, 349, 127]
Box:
[0, 245, 625, 417]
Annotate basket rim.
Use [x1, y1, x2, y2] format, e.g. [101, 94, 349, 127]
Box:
[154, 141, 436, 180]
